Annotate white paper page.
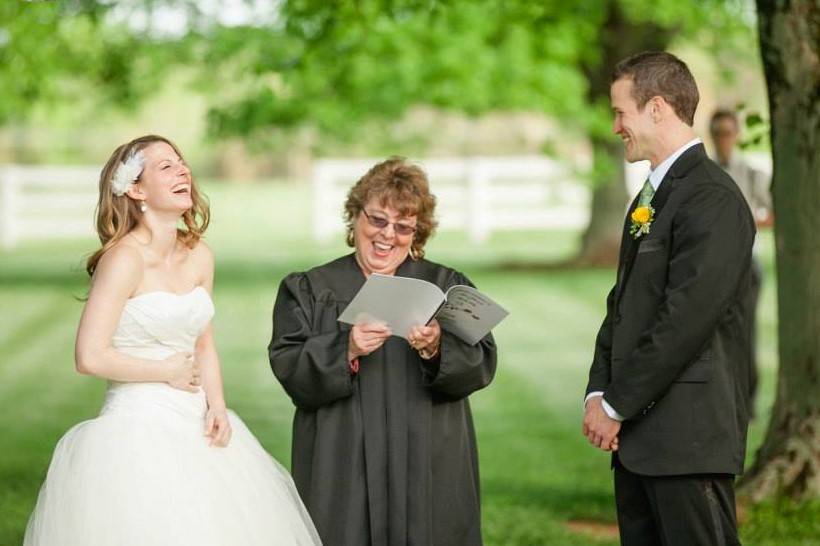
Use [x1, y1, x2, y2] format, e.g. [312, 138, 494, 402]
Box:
[435, 285, 509, 345]
[337, 274, 445, 339]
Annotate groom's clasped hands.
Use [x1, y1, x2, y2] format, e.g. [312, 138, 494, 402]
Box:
[582, 396, 620, 452]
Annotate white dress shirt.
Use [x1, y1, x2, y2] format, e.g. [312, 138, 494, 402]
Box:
[586, 137, 702, 421]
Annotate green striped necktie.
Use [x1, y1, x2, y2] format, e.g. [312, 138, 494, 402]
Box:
[638, 179, 655, 206]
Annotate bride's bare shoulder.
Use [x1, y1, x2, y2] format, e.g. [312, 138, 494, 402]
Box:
[188, 240, 214, 265]
[91, 242, 144, 290]
[185, 240, 214, 288]
[97, 241, 144, 271]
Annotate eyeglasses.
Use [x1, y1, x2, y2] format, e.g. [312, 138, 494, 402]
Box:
[361, 209, 417, 237]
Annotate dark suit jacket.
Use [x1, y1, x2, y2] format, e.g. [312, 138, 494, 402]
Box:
[586, 143, 756, 476]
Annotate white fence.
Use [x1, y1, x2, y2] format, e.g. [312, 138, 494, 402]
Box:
[0, 152, 772, 250]
[313, 156, 593, 244]
[0, 165, 99, 249]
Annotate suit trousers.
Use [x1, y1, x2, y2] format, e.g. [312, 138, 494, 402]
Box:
[614, 459, 741, 546]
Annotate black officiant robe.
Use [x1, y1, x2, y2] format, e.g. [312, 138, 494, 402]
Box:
[269, 254, 497, 546]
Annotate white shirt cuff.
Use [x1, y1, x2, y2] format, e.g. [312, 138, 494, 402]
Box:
[584, 392, 624, 421]
[585, 391, 604, 404]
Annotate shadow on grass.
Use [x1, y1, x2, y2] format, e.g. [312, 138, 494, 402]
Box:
[483, 477, 615, 522]
[490, 258, 616, 273]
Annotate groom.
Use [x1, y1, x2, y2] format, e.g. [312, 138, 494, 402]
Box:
[583, 51, 755, 545]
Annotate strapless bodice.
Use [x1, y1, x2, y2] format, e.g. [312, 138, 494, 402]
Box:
[103, 286, 215, 419]
[111, 286, 214, 359]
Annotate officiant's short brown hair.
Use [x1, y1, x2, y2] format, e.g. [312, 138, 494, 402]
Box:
[344, 157, 438, 259]
[612, 51, 699, 126]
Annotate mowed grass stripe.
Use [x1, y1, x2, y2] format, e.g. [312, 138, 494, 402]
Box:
[0, 297, 79, 369]
[0, 288, 69, 341]
[0, 296, 84, 403]
[483, 271, 608, 408]
[0, 292, 95, 546]
[476, 350, 618, 545]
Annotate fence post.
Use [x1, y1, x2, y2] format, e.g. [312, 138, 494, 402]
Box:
[467, 159, 491, 243]
[312, 163, 337, 243]
[0, 167, 20, 250]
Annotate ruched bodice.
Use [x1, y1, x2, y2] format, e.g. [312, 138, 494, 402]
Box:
[112, 286, 214, 359]
[103, 286, 215, 419]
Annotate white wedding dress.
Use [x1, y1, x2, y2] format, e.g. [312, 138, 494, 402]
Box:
[24, 287, 321, 546]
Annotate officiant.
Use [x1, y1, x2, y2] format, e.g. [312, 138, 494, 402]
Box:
[269, 157, 497, 546]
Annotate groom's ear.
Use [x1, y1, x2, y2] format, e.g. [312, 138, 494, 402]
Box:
[648, 96, 666, 123]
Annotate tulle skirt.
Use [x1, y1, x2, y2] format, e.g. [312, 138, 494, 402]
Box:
[23, 383, 321, 546]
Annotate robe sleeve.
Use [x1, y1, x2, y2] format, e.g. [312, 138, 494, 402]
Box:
[421, 270, 498, 400]
[268, 272, 355, 411]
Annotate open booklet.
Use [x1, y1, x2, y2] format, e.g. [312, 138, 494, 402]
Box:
[338, 273, 509, 345]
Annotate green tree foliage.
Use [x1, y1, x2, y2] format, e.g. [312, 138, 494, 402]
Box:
[200, 0, 755, 147]
[2, 1, 757, 149]
[0, 0, 188, 125]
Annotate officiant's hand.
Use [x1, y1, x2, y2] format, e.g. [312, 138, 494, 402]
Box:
[408, 320, 441, 359]
[348, 323, 392, 361]
[583, 397, 621, 451]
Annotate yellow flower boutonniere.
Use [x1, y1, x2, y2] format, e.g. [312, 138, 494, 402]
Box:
[629, 205, 655, 239]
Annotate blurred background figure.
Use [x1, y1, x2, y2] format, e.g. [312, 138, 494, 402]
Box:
[709, 108, 773, 415]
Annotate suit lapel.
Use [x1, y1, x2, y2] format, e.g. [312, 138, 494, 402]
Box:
[616, 192, 641, 288]
[665, 143, 707, 182]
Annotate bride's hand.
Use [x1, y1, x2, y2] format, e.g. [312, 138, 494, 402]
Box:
[164, 352, 200, 392]
[205, 407, 232, 448]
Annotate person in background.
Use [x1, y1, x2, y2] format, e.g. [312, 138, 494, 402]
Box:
[710, 108, 772, 414]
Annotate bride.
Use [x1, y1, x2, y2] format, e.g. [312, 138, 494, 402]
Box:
[23, 135, 321, 546]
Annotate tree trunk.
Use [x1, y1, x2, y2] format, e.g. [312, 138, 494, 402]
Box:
[575, 0, 669, 266]
[738, 0, 820, 502]
[576, 137, 627, 266]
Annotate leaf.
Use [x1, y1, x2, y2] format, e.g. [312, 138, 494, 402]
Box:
[746, 113, 765, 128]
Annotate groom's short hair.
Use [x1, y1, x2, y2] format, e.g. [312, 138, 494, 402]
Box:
[612, 51, 699, 127]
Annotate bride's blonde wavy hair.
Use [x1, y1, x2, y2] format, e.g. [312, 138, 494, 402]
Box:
[86, 135, 210, 276]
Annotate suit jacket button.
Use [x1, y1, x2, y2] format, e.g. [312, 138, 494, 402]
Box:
[614, 314, 622, 324]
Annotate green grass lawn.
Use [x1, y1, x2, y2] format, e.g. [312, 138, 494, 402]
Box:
[1, 182, 817, 545]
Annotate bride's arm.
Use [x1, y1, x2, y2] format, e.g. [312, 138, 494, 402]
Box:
[193, 242, 232, 447]
[75, 245, 198, 390]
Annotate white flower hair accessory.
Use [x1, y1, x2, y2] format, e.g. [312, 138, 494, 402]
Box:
[110, 150, 145, 196]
